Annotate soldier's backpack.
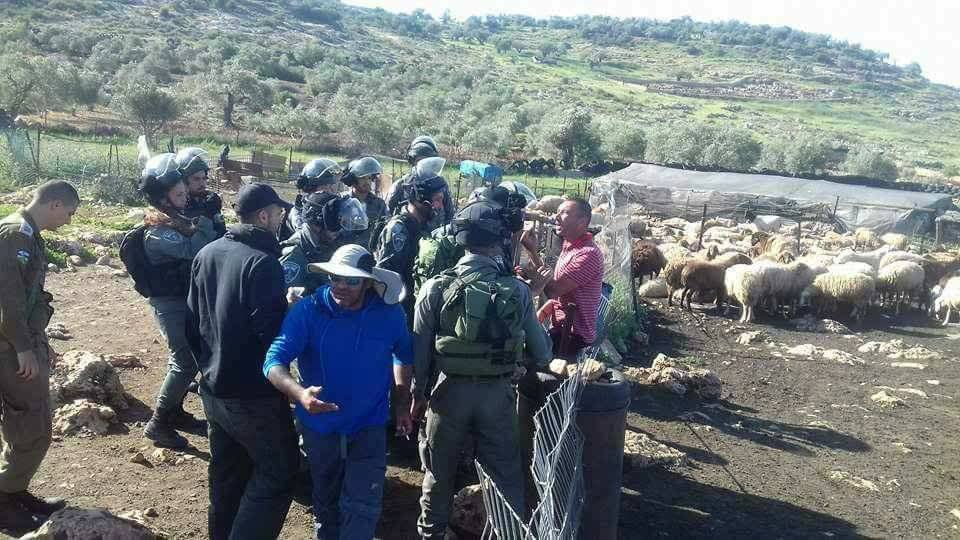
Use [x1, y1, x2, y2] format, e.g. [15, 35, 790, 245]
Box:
[412, 234, 463, 297]
[119, 225, 153, 298]
[434, 266, 526, 376]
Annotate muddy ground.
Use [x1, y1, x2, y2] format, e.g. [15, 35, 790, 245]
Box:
[10, 267, 960, 538]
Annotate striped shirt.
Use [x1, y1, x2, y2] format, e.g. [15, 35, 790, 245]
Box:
[551, 232, 604, 344]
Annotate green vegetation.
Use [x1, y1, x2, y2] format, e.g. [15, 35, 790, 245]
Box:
[0, 0, 958, 189]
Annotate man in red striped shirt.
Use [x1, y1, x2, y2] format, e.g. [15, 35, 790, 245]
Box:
[537, 198, 604, 360]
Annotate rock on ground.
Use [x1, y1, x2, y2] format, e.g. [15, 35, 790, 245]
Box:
[67, 255, 85, 267]
[737, 331, 766, 345]
[785, 344, 821, 357]
[45, 322, 72, 341]
[51, 350, 128, 410]
[826, 470, 880, 493]
[792, 316, 851, 334]
[638, 278, 668, 298]
[870, 390, 905, 408]
[104, 353, 145, 369]
[624, 431, 687, 469]
[450, 484, 485, 536]
[821, 349, 864, 365]
[628, 354, 723, 399]
[52, 399, 116, 436]
[20, 507, 161, 539]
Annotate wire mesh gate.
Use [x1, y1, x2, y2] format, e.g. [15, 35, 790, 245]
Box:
[476, 368, 587, 539]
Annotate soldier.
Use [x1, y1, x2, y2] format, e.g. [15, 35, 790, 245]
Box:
[279, 192, 368, 297]
[412, 201, 552, 539]
[374, 156, 448, 324]
[0, 181, 79, 531]
[137, 154, 218, 449]
[280, 158, 342, 242]
[385, 136, 454, 230]
[339, 157, 388, 249]
[175, 147, 226, 237]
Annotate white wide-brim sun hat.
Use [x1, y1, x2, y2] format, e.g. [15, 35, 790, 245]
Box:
[308, 244, 406, 305]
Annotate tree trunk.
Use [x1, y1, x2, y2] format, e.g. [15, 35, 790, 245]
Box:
[223, 92, 235, 128]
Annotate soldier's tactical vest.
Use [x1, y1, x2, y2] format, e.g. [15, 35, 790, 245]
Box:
[413, 234, 463, 297]
[434, 265, 526, 376]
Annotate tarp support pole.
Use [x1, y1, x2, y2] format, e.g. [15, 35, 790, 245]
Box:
[832, 196, 840, 218]
[796, 217, 802, 253]
[697, 204, 707, 249]
[936, 220, 943, 248]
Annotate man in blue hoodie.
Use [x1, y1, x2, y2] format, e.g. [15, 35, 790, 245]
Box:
[264, 244, 413, 540]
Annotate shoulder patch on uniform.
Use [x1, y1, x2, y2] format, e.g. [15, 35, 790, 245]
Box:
[16, 249, 30, 265]
[159, 229, 182, 242]
[282, 261, 301, 285]
[18, 220, 33, 237]
[389, 222, 407, 251]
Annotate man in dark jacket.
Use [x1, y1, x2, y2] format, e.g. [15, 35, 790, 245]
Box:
[186, 183, 299, 540]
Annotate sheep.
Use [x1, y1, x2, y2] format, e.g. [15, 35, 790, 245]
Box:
[800, 271, 876, 323]
[920, 252, 960, 294]
[828, 262, 877, 278]
[933, 276, 960, 324]
[533, 195, 564, 214]
[769, 261, 827, 318]
[879, 250, 924, 268]
[797, 254, 835, 273]
[678, 252, 752, 311]
[631, 240, 666, 282]
[663, 255, 693, 306]
[880, 233, 909, 250]
[724, 263, 771, 323]
[834, 245, 891, 269]
[628, 217, 647, 238]
[875, 261, 925, 314]
[751, 233, 796, 261]
[854, 227, 880, 250]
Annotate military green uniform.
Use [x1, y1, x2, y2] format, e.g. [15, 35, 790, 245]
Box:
[0, 210, 53, 494]
[279, 227, 340, 294]
[412, 253, 551, 538]
[374, 210, 426, 324]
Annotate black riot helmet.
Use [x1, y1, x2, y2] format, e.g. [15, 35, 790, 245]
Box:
[407, 156, 447, 205]
[174, 147, 210, 179]
[406, 135, 439, 165]
[301, 192, 369, 233]
[138, 153, 184, 208]
[466, 186, 526, 233]
[341, 156, 383, 187]
[452, 201, 509, 249]
[297, 158, 342, 192]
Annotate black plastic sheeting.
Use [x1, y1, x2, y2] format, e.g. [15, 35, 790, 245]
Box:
[591, 163, 955, 234]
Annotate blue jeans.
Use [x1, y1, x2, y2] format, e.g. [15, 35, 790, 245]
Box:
[200, 390, 300, 540]
[149, 296, 199, 413]
[302, 425, 387, 540]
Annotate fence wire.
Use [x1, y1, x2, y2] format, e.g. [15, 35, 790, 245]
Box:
[478, 368, 586, 540]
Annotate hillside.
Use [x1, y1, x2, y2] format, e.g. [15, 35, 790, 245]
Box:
[1, 0, 959, 180]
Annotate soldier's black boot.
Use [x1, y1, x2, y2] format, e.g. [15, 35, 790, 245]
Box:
[169, 405, 206, 434]
[144, 409, 189, 449]
[8, 491, 66, 517]
[0, 492, 41, 533]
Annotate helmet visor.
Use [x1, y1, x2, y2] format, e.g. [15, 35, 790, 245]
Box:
[339, 197, 369, 231]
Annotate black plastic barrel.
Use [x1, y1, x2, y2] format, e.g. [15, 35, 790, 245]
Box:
[517, 368, 632, 538]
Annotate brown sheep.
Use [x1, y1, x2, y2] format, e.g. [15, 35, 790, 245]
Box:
[663, 256, 692, 307]
[678, 253, 752, 311]
[631, 240, 665, 282]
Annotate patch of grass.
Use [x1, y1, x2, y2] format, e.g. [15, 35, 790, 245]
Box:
[0, 204, 17, 219]
[45, 246, 67, 268]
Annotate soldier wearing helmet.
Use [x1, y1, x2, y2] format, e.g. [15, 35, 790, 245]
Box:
[374, 156, 448, 324]
[174, 147, 225, 237]
[339, 157, 388, 248]
[138, 153, 218, 449]
[279, 192, 369, 296]
[385, 136, 454, 230]
[280, 158, 343, 241]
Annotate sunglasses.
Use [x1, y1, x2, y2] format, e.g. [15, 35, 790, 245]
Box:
[330, 276, 363, 287]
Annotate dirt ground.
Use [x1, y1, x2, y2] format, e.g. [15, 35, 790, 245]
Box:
[11, 267, 960, 539]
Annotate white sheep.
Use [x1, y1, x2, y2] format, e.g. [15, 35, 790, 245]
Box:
[800, 271, 876, 323]
[879, 250, 924, 268]
[880, 233, 909, 250]
[724, 263, 771, 323]
[828, 262, 877, 278]
[875, 261, 925, 314]
[834, 245, 891, 269]
[932, 277, 960, 325]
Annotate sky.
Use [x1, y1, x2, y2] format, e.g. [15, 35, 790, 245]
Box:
[344, 0, 960, 88]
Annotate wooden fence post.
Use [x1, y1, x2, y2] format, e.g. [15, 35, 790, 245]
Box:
[697, 204, 707, 249]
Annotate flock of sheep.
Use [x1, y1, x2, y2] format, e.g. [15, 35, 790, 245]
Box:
[619, 213, 960, 326]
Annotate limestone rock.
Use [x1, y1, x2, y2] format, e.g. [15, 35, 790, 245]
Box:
[785, 344, 820, 357]
[870, 390, 905, 408]
[449, 484, 485, 536]
[46, 322, 72, 341]
[826, 470, 880, 493]
[821, 349, 864, 366]
[151, 448, 183, 466]
[68, 255, 84, 267]
[624, 431, 687, 469]
[638, 278, 668, 298]
[129, 452, 150, 466]
[737, 331, 766, 345]
[51, 350, 128, 410]
[53, 399, 116, 436]
[95, 254, 112, 267]
[20, 507, 160, 539]
[104, 354, 145, 369]
[111, 269, 129, 278]
[47, 263, 59, 272]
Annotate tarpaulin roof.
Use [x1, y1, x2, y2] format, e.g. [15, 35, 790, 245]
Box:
[592, 163, 955, 234]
